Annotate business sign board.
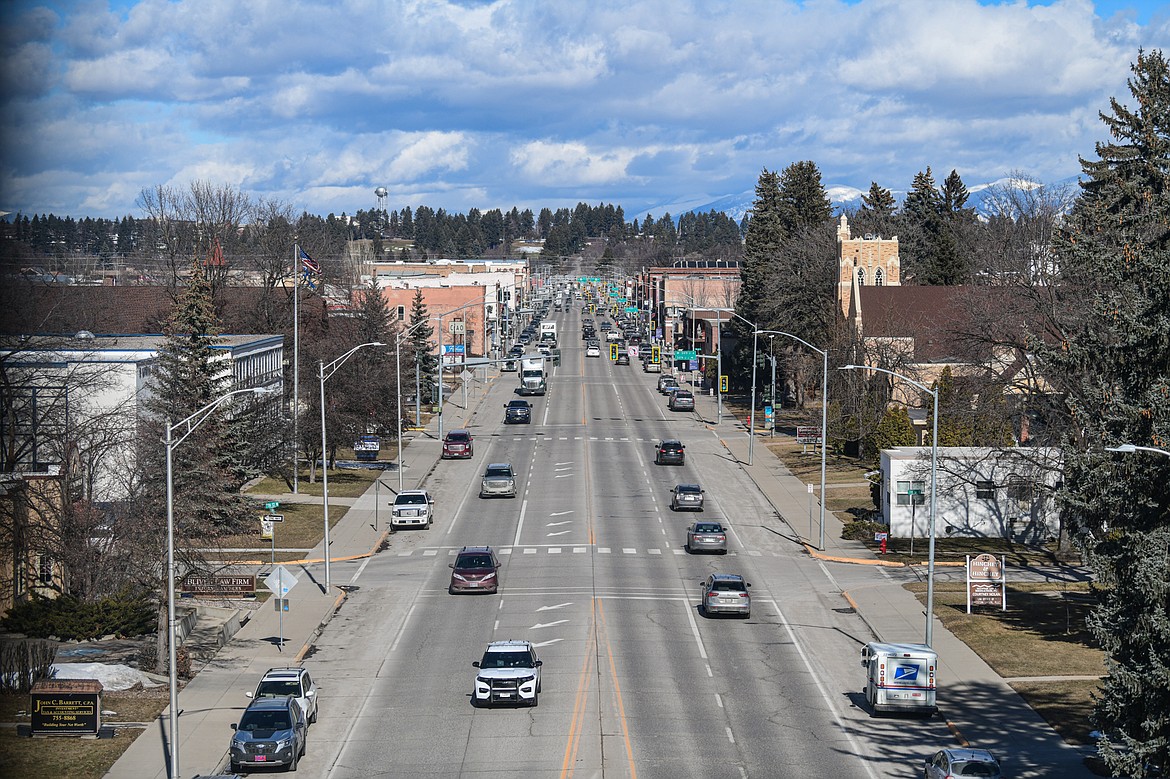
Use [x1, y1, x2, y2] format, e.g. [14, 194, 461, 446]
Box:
[795, 425, 823, 442]
[31, 679, 102, 735]
[966, 553, 1007, 612]
[180, 574, 256, 596]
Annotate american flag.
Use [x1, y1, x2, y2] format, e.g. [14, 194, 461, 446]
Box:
[298, 246, 321, 275]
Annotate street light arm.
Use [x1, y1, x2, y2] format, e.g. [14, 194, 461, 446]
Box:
[167, 386, 274, 449]
[320, 341, 386, 382]
[839, 363, 931, 395]
[756, 329, 826, 358]
[1107, 443, 1170, 458]
[709, 306, 757, 331]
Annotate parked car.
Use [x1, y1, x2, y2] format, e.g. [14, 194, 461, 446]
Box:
[449, 546, 500, 594]
[669, 390, 695, 411]
[441, 429, 474, 459]
[246, 667, 319, 725]
[391, 489, 434, 529]
[699, 573, 751, 618]
[480, 463, 517, 498]
[230, 695, 307, 773]
[923, 748, 1002, 779]
[655, 439, 685, 465]
[504, 399, 532, 424]
[658, 375, 679, 394]
[686, 521, 728, 554]
[472, 639, 542, 707]
[670, 483, 704, 511]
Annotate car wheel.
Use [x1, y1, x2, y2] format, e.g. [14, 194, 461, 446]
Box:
[230, 761, 241, 774]
[287, 746, 298, 772]
[742, 611, 751, 620]
[684, 543, 691, 553]
[301, 730, 308, 756]
[449, 586, 456, 595]
[309, 706, 317, 724]
[529, 690, 539, 707]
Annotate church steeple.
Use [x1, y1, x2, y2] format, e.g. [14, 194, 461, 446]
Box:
[836, 214, 901, 318]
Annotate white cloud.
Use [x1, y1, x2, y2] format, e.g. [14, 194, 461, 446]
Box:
[3, 0, 1169, 218]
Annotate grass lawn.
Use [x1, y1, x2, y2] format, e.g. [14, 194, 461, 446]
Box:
[210, 501, 349, 563]
[907, 581, 1105, 745]
[0, 689, 168, 779]
[247, 461, 384, 499]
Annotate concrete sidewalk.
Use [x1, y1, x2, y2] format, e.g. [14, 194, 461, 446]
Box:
[104, 369, 504, 779]
[694, 389, 1094, 776]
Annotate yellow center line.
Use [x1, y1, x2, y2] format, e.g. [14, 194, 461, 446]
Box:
[561, 598, 597, 778]
[598, 598, 637, 778]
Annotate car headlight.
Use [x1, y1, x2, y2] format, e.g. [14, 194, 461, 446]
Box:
[275, 738, 292, 751]
[453, 573, 467, 582]
[482, 572, 496, 580]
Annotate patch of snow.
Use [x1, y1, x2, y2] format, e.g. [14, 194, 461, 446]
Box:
[51, 662, 162, 691]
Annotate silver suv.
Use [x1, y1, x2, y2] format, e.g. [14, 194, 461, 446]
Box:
[472, 640, 543, 707]
[246, 666, 318, 724]
[480, 463, 517, 498]
[391, 489, 434, 529]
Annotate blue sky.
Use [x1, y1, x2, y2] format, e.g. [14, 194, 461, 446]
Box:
[2, 0, 1168, 220]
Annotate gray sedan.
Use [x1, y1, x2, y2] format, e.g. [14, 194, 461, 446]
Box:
[671, 484, 704, 511]
[686, 521, 727, 554]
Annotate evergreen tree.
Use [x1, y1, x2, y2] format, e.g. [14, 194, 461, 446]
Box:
[1036, 49, 1170, 776]
[408, 288, 437, 403]
[865, 406, 917, 464]
[860, 182, 897, 218]
[735, 169, 784, 335]
[777, 160, 832, 235]
[350, 279, 398, 437]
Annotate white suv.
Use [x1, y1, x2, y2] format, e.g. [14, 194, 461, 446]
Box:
[391, 489, 434, 529]
[472, 640, 542, 707]
[245, 666, 319, 724]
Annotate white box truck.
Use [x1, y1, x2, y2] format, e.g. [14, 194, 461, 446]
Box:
[518, 355, 547, 395]
[860, 642, 937, 715]
[539, 321, 557, 346]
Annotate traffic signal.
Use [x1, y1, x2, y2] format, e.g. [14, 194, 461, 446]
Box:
[651, 346, 661, 363]
[610, 344, 619, 360]
[719, 374, 729, 393]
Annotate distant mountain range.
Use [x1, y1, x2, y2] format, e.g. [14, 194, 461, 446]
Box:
[635, 176, 1081, 224]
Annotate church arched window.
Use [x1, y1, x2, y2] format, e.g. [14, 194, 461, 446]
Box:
[857, 267, 866, 286]
[874, 268, 884, 286]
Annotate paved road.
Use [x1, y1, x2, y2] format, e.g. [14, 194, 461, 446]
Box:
[287, 305, 955, 778]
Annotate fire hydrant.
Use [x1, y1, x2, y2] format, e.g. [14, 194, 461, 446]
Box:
[879, 536, 888, 555]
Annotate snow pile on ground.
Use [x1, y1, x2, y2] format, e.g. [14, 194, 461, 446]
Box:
[51, 662, 162, 691]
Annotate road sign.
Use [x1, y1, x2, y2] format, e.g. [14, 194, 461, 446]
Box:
[260, 518, 274, 540]
[264, 514, 284, 523]
[442, 344, 465, 354]
[625, 306, 637, 313]
[460, 369, 474, 381]
[264, 565, 299, 598]
[673, 350, 697, 361]
[264, 501, 280, 511]
[448, 320, 465, 334]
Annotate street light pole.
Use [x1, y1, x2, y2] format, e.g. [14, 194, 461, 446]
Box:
[318, 341, 385, 592]
[840, 363, 939, 647]
[716, 308, 722, 423]
[749, 332, 759, 465]
[164, 386, 274, 779]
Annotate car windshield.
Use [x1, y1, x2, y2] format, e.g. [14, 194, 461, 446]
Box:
[255, 680, 301, 698]
[238, 709, 293, 732]
[396, 494, 426, 505]
[446, 433, 469, 442]
[711, 580, 745, 592]
[953, 763, 998, 777]
[457, 555, 494, 569]
[485, 467, 512, 478]
[480, 651, 534, 669]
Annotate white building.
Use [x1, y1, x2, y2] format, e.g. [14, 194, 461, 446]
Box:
[879, 447, 1062, 543]
[1, 333, 283, 501]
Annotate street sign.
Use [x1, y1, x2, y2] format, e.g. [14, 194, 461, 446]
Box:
[625, 306, 637, 313]
[448, 320, 465, 334]
[673, 350, 697, 361]
[264, 501, 280, 511]
[460, 369, 474, 381]
[274, 598, 289, 612]
[264, 514, 284, 523]
[264, 565, 299, 598]
[442, 344, 465, 354]
[260, 518, 274, 540]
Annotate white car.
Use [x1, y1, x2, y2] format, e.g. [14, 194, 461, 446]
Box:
[246, 666, 319, 724]
[586, 344, 601, 358]
[472, 640, 542, 707]
[391, 489, 434, 529]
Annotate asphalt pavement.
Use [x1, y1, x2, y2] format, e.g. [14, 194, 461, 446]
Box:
[105, 361, 1095, 778]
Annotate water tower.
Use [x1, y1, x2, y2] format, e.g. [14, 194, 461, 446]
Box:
[374, 186, 388, 212]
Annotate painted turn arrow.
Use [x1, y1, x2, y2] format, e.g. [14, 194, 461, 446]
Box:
[550, 511, 574, 517]
[537, 603, 572, 611]
[530, 620, 569, 630]
[533, 638, 564, 648]
[547, 530, 572, 537]
[546, 521, 572, 527]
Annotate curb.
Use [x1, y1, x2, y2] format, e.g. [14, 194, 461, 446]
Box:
[293, 587, 347, 664]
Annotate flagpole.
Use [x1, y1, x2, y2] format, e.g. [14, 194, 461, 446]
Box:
[292, 243, 300, 495]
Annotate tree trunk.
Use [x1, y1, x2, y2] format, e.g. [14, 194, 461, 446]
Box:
[154, 600, 167, 675]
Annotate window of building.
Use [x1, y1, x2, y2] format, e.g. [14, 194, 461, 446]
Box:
[1006, 475, 1033, 504]
[874, 268, 884, 286]
[976, 480, 997, 500]
[896, 480, 926, 505]
[397, 305, 406, 321]
[857, 267, 866, 286]
[37, 554, 54, 586]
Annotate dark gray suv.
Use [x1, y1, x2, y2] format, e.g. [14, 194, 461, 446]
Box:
[655, 439, 685, 465]
[230, 694, 307, 773]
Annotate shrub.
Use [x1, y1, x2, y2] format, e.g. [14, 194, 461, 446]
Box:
[841, 519, 888, 542]
[1, 589, 154, 641]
